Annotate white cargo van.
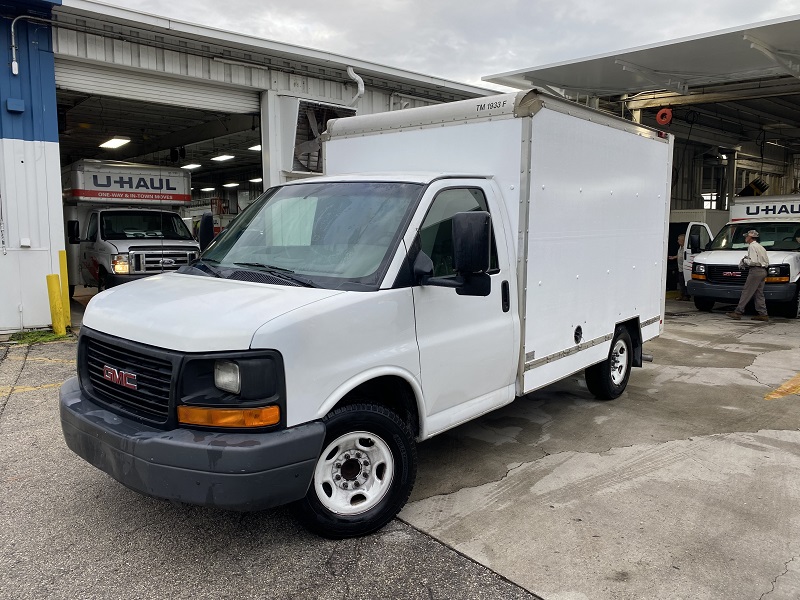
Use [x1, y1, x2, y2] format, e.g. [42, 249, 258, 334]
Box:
[688, 195, 800, 317]
[63, 160, 200, 295]
[60, 91, 673, 538]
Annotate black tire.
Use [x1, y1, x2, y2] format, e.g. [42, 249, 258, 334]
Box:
[68, 285, 75, 298]
[98, 270, 108, 292]
[694, 297, 715, 312]
[585, 327, 633, 400]
[780, 289, 800, 319]
[295, 404, 417, 539]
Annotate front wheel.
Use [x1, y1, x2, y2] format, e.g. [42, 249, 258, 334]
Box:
[585, 327, 633, 400]
[694, 297, 715, 312]
[295, 404, 417, 539]
[779, 289, 800, 319]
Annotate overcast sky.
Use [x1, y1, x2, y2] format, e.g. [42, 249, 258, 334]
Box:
[112, 0, 800, 90]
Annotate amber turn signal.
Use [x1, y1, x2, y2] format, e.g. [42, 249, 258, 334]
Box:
[178, 405, 280, 427]
[766, 276, 790, 283]
[692, 274, 706, 280]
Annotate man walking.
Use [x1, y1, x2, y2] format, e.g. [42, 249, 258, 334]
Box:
[726, 229, 770, 321]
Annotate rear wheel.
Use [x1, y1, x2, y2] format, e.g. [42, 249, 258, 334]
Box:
[694, 297, 715, 312]
[296, 404, 417, 539]
[585, 327, 633, 400]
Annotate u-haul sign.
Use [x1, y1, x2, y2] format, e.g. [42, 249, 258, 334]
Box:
[731, 196, 800, 221]
[66, 160, 191, 205]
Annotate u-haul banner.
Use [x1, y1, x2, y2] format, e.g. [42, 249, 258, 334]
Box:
[69, 168, 191, 204]
[731, 198, 800, 221]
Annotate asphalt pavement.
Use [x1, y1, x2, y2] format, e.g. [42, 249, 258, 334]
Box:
[2, 297, 799, 599]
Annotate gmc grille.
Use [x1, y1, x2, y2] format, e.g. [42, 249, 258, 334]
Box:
[84, 337, 173, 422]
[706, 265, 749, 286]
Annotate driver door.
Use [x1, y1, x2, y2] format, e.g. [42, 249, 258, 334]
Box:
[684, 222, 712, 285]
[410, 180, 516, 434]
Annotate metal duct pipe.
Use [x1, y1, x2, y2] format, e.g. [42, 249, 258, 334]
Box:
[347, 67, 364, 108]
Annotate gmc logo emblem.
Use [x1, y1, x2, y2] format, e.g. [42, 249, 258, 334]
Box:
[103, 366, 138, 390]
[722, 271, 742, 277]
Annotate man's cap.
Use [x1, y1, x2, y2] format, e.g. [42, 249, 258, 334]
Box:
[746, 229, 759, 238]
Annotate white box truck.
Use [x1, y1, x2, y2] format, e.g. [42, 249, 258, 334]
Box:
[689, 195, 800, 317]
[63, 160, 200, 295]
[60, 91, 673, 538]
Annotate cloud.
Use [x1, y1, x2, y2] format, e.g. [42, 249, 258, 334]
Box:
[112, 0, 800, 88]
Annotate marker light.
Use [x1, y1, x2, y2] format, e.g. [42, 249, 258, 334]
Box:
[177, 405, 280, 428]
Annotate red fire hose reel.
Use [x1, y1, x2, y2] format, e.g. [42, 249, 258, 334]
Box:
[656, 108, 673, 125]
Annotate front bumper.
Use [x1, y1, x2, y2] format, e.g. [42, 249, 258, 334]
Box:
[59, 377, 325, 511]
[688, 280, 797, 303]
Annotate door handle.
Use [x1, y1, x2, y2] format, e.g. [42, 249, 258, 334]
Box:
[501, 280, 510, 312]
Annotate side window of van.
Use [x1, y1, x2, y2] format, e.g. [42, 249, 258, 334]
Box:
[86, 214, 98, 243]
[419, 188, 498, 277]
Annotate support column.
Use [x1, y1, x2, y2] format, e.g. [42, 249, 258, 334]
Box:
[260, 90, 282, 188]
[0, 1, 63, 332]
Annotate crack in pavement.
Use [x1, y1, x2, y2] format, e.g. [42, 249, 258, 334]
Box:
[759, 555, 799, 600]
[0, 345, 30, 422]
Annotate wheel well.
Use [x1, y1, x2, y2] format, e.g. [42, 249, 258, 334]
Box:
[617, 318, 643, 367]
[333, 376, 420, 438]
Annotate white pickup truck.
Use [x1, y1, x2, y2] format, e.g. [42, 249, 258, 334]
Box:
[60, 90, 673, 538]
[63, 160, 200, 295]
[688, 195, 800, 318]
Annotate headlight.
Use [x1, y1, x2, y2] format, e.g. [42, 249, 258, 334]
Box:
[214, 360, 241, 394]
[694, 264, 706, 274]
[111, 254, 129, 274]
[767, 266, 780, 276]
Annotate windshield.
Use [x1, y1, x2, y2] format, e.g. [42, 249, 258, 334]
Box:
[202, 181, 423, 289]
[709, 222, 800, 251]
[101, 211, 193, 241]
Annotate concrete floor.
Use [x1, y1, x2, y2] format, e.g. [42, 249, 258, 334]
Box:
[2, 298, 799, 599]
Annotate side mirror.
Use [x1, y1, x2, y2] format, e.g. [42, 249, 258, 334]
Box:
[453, 211, 491, 274]
[67, 220, 80, 244]
[689, 233, 701, 254]
[198, 212, 215, 252]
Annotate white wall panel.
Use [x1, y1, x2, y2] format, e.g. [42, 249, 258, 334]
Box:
[0, 140, 64, 331]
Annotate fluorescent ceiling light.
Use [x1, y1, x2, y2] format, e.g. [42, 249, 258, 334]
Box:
[248, 145, 262, 151]
[249, 178, 263, 183]
[181, 163, 201, 170]
[222, 183, 239, 188]
[200, 187, 215, 192]
[211, 154, 235, 161]
[99, 136, 131, 149]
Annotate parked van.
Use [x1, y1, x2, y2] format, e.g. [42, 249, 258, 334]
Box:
[689, 195, 800, 317]
[60, 91, 673, 538]
[63, 160, 200, 295]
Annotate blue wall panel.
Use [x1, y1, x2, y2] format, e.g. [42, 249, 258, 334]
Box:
[0, 0, 60, 143]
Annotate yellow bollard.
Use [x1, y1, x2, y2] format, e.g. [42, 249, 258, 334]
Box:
[59, 250, 71, 328]
[46, 274, 66, 336]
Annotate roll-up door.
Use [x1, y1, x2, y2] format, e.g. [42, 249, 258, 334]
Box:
[54, 59, 260, 114]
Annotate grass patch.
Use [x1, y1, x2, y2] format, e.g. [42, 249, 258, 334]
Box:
[9, 329, 72, 345]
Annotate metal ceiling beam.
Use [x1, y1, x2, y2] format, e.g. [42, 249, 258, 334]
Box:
[624, 80, 800, 109]
[614, 60, 688, 95]
[743, 34, 800, 81]
[104, 114, 259, 160]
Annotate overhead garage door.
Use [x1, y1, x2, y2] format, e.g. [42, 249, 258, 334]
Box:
[54, 59, 261, 114]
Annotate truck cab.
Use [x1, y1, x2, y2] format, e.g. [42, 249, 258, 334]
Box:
[688, 196, 800, 318]
[67, 207, 200, 292]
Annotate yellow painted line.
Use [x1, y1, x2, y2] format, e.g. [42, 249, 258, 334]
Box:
[765, 373, 800, 400]
[0, 381, 65, 395]
[6, 356, 76, 364]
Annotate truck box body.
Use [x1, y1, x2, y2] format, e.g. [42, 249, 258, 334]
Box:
[59, 91, 674, 537]
[689, 195, 800, 317]
[324, 91, 673, 395]
[63, 160, 199, 290]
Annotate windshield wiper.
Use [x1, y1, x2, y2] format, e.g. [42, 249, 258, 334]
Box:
[191, 258, 224, 278]
[233, 262, 318, 287]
